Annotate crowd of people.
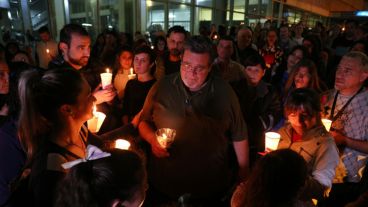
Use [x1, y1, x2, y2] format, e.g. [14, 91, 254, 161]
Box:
[0, 19, 367, 207]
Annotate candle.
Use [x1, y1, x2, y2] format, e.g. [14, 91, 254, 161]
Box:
[151, 45, 154, 49]
[46, 49, 50, 54]
[322, 119, 332, 132]
[128, 67, 136, 80]
[265, 132, 281, 152]
[213, 34, 218, 40]
[115, 139, 131, 150]
[87, 106, 106, 133]
[100, 68, 112, 89]
[156, 128, 176, 149]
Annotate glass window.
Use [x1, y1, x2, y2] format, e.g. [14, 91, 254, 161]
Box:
[99, 0, 134, 33]
[273, 1, 280, 18]
[248, 4, 258, 16]
[198, 7, 212, 21]
[233, 12, 244, 21]
[196, 0, 212, 7]
[69, 0, 98, 39]
[169, 3, 191, 32]
[171, 0, 191, 3]
[147, 1, 165, 33]
[249, 0, 258, 5]
[194, 7, 211, 35]
[234, 0, 245, 13]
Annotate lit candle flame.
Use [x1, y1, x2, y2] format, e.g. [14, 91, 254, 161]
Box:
[115, 139, 131, 150]
[106, 68, 110, 73]
[214, 35, 218, 39]
[151, 45, 154, 49]
[162, 133, 167, 139]
[46, 49, 50, 54]
[130, 67, 134, 75]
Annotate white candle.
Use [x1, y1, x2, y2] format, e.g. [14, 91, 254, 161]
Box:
[265, 132, 281, 152]
[322, 119, 332, 132]
[100, 68, 112, 89]
[128, 67, 136, 80]
[115, 139, 131, 150]
[87, 106, 106, 133]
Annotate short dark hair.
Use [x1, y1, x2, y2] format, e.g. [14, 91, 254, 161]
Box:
[134, 45, 156, 64]
[184, 36, 215, 64]
[242, 54, 266, 70]
[284, 88, 321, 119]
[218, 35, 234, 45]
[167, 25, 187, 38]
[59, 24, 89, 46]
[38, 26, 50, 34]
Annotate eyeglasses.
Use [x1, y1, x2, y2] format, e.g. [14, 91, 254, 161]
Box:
[181, 62, 208, 73]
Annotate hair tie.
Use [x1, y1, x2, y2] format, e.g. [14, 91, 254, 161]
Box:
[62, 145, 111, 169]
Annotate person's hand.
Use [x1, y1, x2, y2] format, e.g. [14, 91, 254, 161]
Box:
[0, 104, 9, 116]
[131, 110, 142, 128]
[150, 139, 169, 158]
[93, 84, 116, 104]
[330, 129, 347, 146]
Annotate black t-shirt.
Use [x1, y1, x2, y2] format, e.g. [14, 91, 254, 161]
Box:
[163, 52, 181, 75]
[122, 78, 156, 119]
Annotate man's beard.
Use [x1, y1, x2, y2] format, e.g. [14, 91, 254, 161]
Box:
[68, 54, 89, 68]
[170, 48, 181, 57]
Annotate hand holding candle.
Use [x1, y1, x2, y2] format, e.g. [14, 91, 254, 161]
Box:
[87, 106, 106, 133]
[156, 128, 176, 149]
[100, 68, 112, 89]
[128, 67, 136, 80]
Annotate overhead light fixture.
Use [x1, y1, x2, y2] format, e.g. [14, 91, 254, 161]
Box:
[82, 23, 92, 27]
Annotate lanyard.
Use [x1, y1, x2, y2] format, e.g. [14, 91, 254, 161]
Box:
[329, 87, 364, 122]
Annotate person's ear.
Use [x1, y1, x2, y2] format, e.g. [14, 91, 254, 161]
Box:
[59, 42, 68, 55]
[359, 71, 368, 83]
[60, 104, 75, 118]
[261, 69, 266, 77]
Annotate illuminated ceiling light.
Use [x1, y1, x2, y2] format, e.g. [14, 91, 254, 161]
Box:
[147, 0, 153, 7]
[82, 23, 93, 27]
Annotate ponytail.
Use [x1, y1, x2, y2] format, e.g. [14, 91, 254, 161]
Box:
[18, 69, 48, 163]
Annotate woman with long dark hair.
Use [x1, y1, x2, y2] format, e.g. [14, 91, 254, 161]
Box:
[18, 68, 96, 206]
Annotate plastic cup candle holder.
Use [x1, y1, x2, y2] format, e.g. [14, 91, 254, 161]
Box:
[100, 68, 112, 89]
[156, 128, 176, 149]
[87, 106, 106, 133]
[128, 67, 136, 80]
[321, 119, 332, 132]
[115, 139, 131, 150]
[265, 132, 281, 152]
